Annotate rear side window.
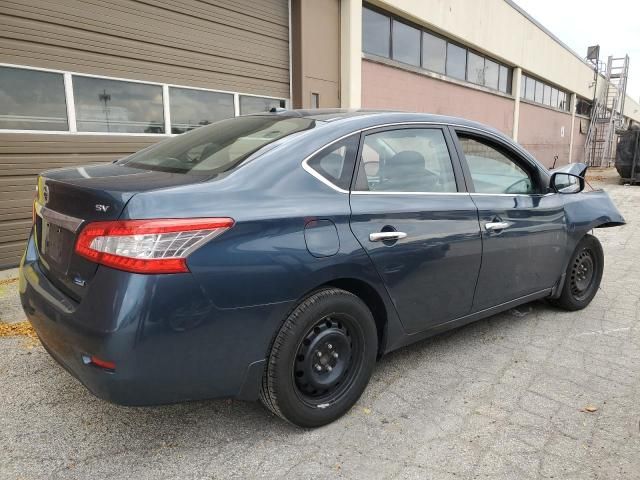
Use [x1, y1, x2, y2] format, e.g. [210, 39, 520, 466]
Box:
[306, 135, 359, 190]
[122, 116, 316, 174]
[354, 128, 457, 193]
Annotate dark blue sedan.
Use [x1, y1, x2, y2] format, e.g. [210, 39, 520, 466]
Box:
[20, 110, 625, 427]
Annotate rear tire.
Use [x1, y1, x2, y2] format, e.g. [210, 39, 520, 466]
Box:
[260, 288, 377, 428]
[549, 234, 604, 311]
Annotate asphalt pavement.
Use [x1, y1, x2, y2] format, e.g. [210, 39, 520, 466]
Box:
[1, 169, 638, 479]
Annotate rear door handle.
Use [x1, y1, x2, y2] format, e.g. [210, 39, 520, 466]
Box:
[485, 221, 511, 231]
[369, 231, 408, 242]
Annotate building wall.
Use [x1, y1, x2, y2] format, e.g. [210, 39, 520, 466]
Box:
[517, 102, 573, 167]
[291, 0, 341, 108]
[0, 0, 290, 97]
[362, 59, 514, 135]
[0, 0, 290, 269]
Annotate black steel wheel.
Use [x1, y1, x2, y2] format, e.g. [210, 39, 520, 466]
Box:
[260, 288, 377, 428]
[549, 234, 604, 311]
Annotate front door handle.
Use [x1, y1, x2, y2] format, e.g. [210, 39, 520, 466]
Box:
[369, 231, 408, 242]
[485, 221, 511, 231]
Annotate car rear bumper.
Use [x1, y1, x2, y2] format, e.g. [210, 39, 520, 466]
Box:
[19, 234, 292, 405]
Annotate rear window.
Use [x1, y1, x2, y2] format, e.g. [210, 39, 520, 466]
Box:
[122, 116, 316, 174]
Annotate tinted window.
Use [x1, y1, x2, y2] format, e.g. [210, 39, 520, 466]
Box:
[391, 20, 420, 66]
[0, 66, 68, 131]
[169, 88, 234, 134]
[458, 136, 535, 194]
[498, 65, 509, 93]
[123, 116, 315, 174]
[307, 135, 359, 190]
[446, 43, 466, 80]
[239, 96, 285, 115]
[355, 128, 457, 193]
[484, 59, 499, 90]
[422, 32, 446, 74]
[558, 91, 567, 111]
[467, 51, 484, 85]
[73, 76, 164, 133]
[363, 8, 390, 57]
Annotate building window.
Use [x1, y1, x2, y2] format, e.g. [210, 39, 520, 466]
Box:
[576, 97, 593, 116]
[169, 87, 234, 134]
[362, 6, 511, 94]
[543, 84, 551, 106]
[521, 74, 570, 111]
[446, 43, 467, 80]
[239, 95, 285, 115]
[498, 65, 509, 93]
[363, 7, 390, 57]
[73, 76, 164, 133]
[422, 32, 446, 74]
[392, 20, 420, 66]
[467, 51, 485, 85]
[484, 59, 499, 90]
[0, 66, 68, 131]
[311, 93, 320, 109]
[534, 81, 543, 104]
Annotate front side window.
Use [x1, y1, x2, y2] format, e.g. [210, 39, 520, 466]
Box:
[458, 135, 535, 195]
[392, 20, 420, 66]
[362, 8, 390, 57]
[354, 128, 457, 193]
[239, 96, 285, 115]
[73, 76, 164, 133]
[123, 116, 315, 175]
[169, 87, 234, 134]
[0, 66, 68, 131]
[307, 135, 359, 190]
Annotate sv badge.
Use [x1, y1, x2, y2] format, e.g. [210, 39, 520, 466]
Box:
[95, 204, 111, 212]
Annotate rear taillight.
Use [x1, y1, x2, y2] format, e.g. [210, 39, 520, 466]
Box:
[75, 218, 234, 274]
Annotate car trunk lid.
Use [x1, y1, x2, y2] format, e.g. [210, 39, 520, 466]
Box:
[34, 163, 207, 301]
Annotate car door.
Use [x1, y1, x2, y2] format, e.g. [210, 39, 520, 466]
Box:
[349, 125, 482, 334]
[451, 128, 567, 311]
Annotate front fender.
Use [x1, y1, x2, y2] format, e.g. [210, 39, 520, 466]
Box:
[563, 190, 625, 234]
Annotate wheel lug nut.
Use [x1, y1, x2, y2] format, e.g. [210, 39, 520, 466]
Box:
[327, 343, 333, 349]
[317, 351, 322, 357]
[326, 365, 333, 372]
[332, 352, 339, 358]
[315, 365, 322, 371]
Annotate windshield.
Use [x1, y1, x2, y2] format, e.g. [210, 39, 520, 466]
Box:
[121, 115, 316, 174]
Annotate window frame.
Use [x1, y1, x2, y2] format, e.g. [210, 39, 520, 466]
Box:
[451, 127, 547, 196]
[351, 124, 466, 194]
[0, 63, 288, 136]
[362, 3, 512, 95]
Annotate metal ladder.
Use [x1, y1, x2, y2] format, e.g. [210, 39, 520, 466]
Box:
[584, 55, 630, 167]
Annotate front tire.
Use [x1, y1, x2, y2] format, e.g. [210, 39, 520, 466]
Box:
[260, 288, 378, 428]
[550, 234, 604, 311]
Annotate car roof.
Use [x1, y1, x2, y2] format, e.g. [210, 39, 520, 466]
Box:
[253, 108, 505, 136]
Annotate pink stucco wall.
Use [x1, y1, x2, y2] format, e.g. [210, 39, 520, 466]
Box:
[572, 117, 589, 164]
[517, 102, 573, 167]
[361, 59, 515, 136]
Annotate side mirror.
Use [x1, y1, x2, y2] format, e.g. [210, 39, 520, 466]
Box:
[550, 172, 585, 194]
